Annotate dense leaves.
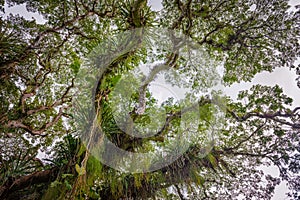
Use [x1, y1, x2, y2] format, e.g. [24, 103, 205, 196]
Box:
[0, 0, 299, 200]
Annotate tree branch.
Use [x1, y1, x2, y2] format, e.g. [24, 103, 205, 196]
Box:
[0, 167, 59, 199]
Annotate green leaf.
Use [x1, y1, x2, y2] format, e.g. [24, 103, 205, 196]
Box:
[61, 173, 73, 178]
[64, 180, 72, 190]
[50, 180, 61, 188]
[207, 154, 218, 168]
[75, 164, 86, 176]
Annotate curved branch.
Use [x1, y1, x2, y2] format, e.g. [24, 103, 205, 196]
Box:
[0, 167, 59, 199]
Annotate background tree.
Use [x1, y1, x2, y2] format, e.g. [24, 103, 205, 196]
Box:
[0, 0, 299, 199]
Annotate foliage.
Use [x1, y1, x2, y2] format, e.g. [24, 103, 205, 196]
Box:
[0, 0, 299, 200]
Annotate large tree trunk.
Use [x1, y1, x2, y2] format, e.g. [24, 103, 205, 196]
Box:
[0, 167, 59, 199]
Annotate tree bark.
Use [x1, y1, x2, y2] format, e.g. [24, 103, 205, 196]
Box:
[0, 167, 59, 199]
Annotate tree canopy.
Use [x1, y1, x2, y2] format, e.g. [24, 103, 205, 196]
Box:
[0, 0, 300, 199]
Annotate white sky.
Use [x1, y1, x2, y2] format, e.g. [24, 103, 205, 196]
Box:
[3, 1, 300, 199]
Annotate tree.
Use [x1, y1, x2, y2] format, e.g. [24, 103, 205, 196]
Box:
[0, 0, 299, 199]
